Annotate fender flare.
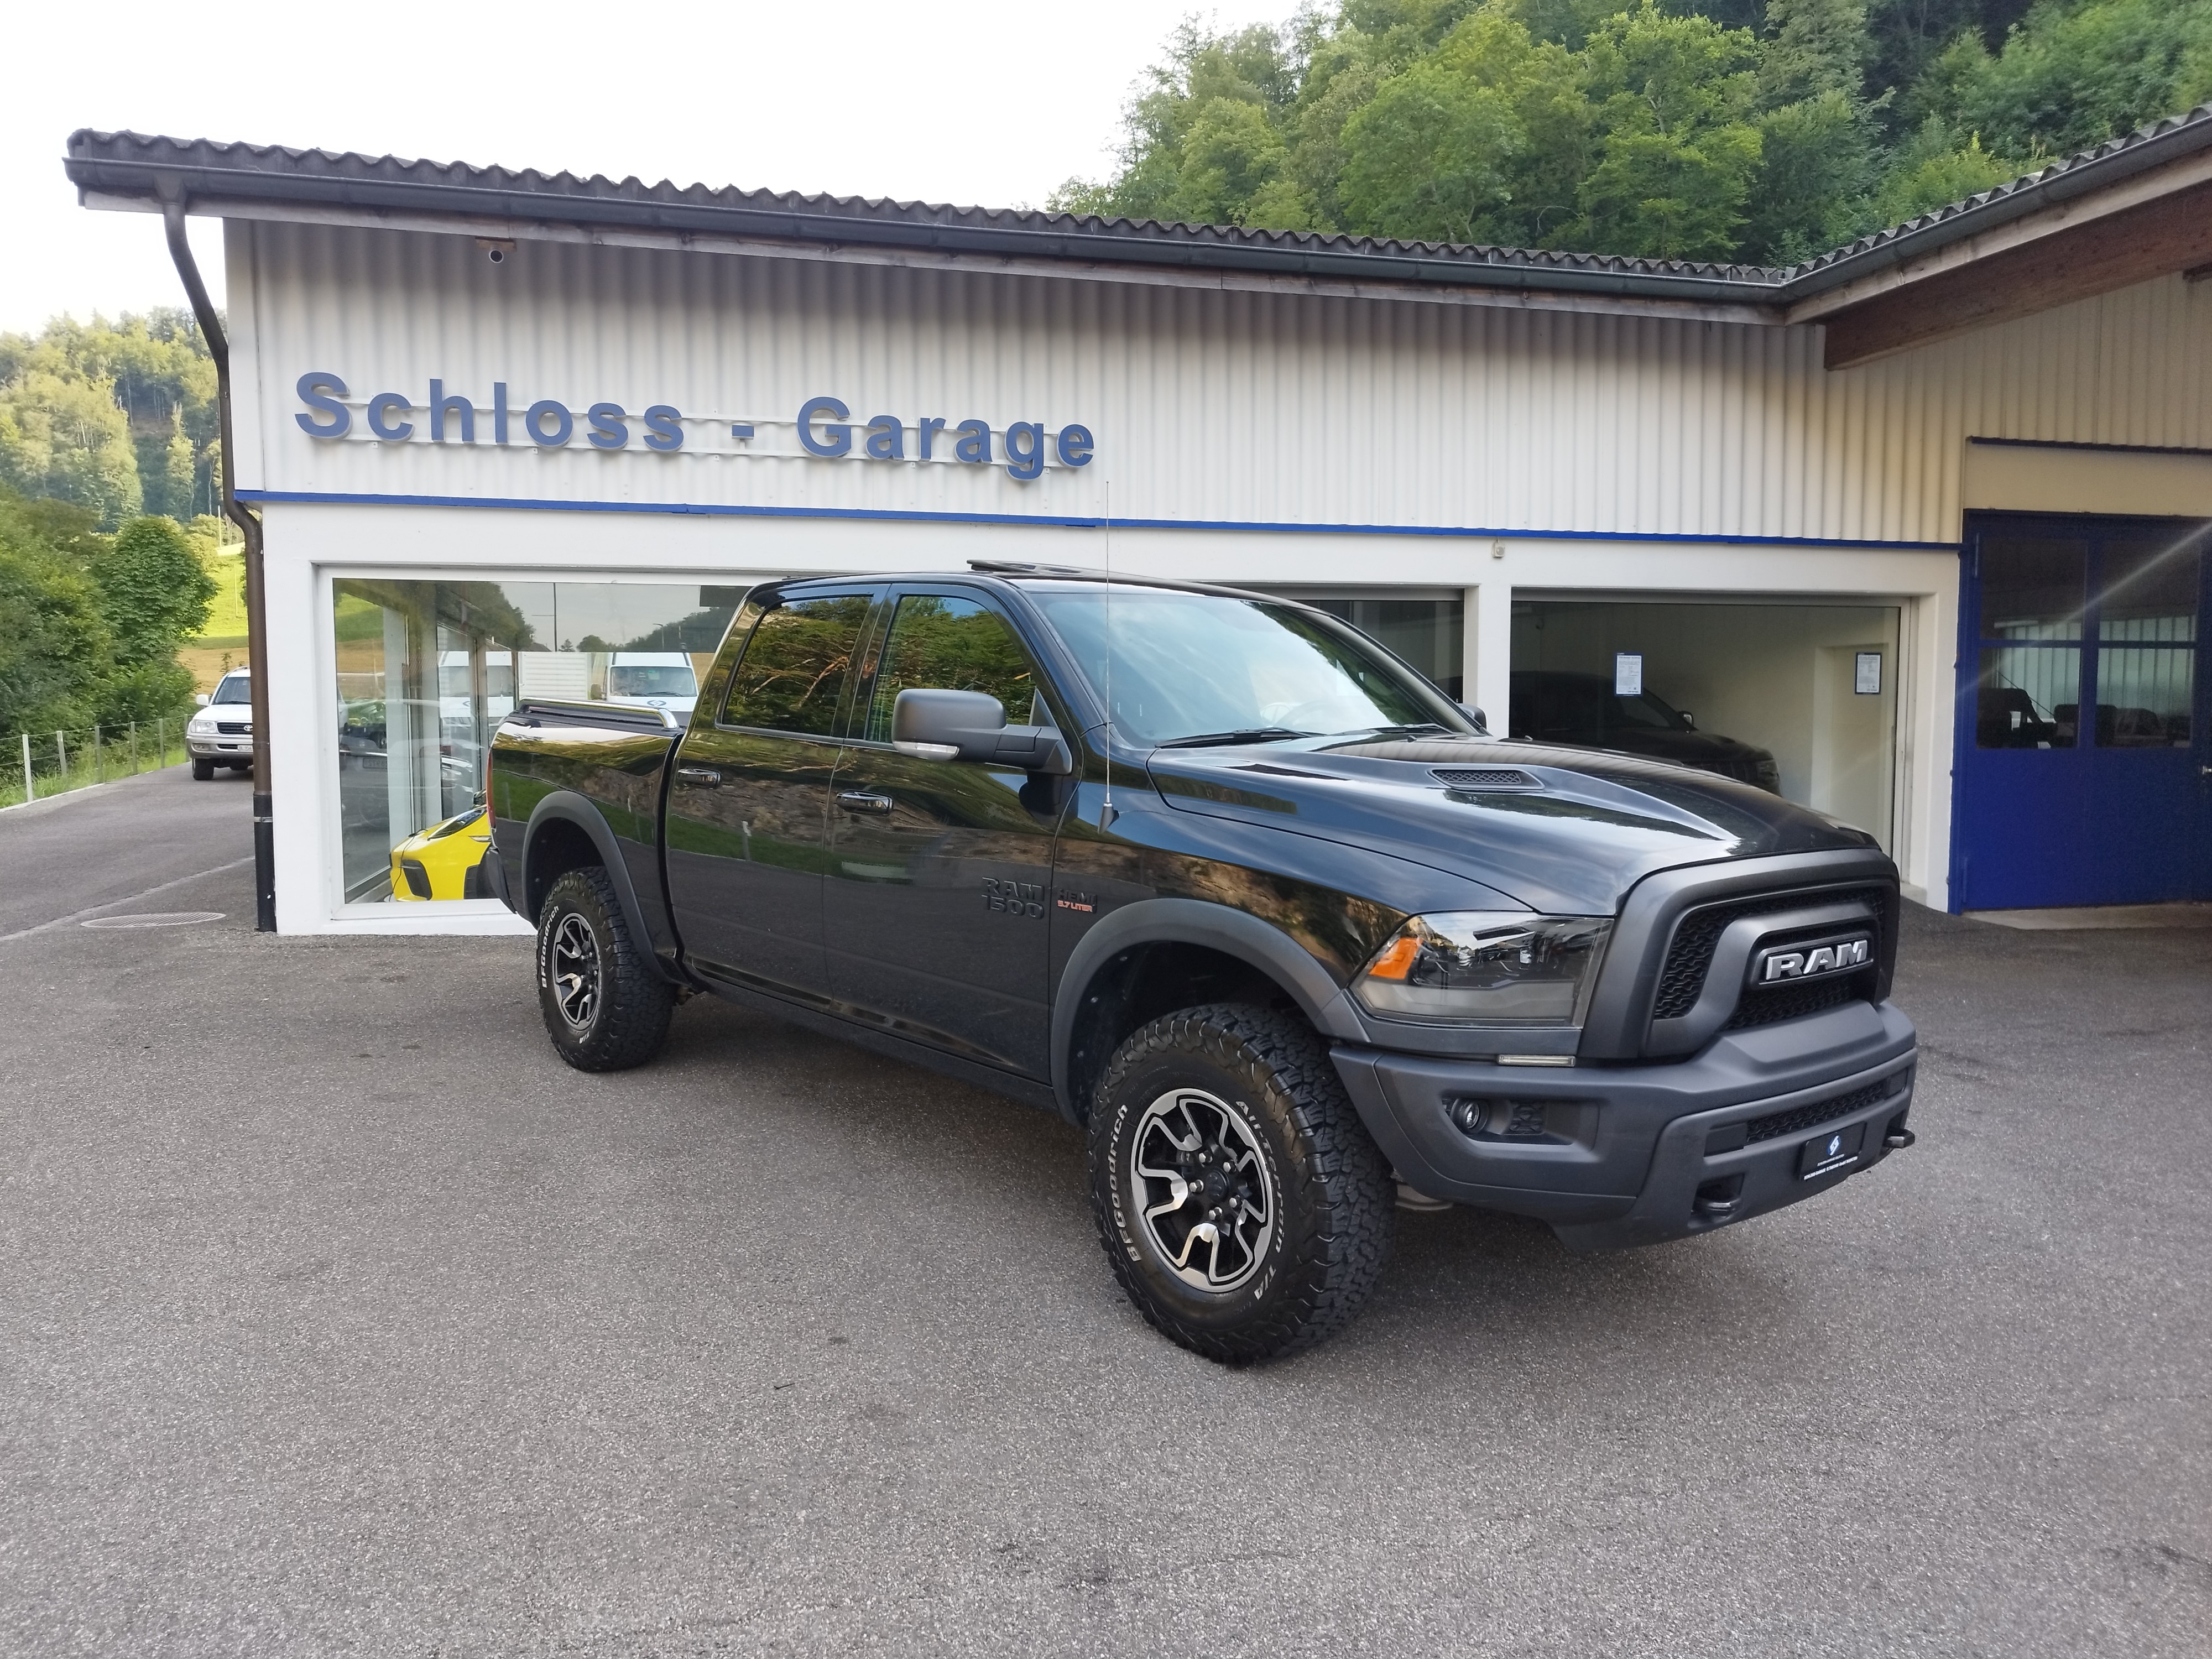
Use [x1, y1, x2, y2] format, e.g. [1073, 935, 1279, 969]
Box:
[1050, 896, 1369, 1119]
[518, 791, 662, 970]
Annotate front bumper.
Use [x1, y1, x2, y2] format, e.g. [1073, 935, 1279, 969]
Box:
[186, 732, 252, 760]
[1332, 1000, 1917, 1251]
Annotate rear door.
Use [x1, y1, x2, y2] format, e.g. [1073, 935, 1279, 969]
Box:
[665, 589, 879, 999]
[822, 588, 1070, 1077]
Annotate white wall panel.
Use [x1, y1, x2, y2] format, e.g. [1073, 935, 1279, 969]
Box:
[238, 221, 2212, 550]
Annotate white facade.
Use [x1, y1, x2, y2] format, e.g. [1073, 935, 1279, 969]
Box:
[221, 217, 2212, 930]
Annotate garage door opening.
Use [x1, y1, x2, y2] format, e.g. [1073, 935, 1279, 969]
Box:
[1510, 599, 1902, 853]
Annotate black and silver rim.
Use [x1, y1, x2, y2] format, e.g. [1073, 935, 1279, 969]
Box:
[550, 912, 602, 1031]
[1129, 1088, 1275, 1293]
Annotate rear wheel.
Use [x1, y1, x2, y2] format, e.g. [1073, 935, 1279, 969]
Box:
[535, 867, 674, 1071]
[190, 758, 215, 780]
[1088, 1003, 1394, 1364]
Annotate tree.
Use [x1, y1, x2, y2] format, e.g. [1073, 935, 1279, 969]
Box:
[1339, 9, 1592, 245]
[1577, 3, 1767, 259]
[1061, 0, 2212, 265]
[0, 310, 218, 530]
[92, 516, 217, 667]
[0, 492, 114, 735]
[0, 367, 143, 528]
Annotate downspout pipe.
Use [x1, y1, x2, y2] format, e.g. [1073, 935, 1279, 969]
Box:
[158, 184, 275, 932]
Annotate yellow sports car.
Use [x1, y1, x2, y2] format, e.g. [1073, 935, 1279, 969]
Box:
[391, 808, 492, 900]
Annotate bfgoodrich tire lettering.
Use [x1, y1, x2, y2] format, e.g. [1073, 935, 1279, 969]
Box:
[1087, 1003, 1394, 1364]
[535, 867, 674, 1071]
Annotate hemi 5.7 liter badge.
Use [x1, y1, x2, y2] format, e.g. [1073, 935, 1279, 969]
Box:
[1751, 933, 1872, 986]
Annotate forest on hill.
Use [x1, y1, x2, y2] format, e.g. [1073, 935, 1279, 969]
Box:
[1049, 0, 2212, 264]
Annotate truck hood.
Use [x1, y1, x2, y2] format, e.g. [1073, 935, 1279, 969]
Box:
[1145, 734, 1879, 915]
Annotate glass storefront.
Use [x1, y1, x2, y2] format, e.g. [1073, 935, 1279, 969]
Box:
[1511, 599, 1902, 850]
[332, 577, 745, 906]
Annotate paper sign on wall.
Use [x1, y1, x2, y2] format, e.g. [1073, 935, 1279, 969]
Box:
[1614, 652, 1643, 696]
[1855, 652, 1882, 695]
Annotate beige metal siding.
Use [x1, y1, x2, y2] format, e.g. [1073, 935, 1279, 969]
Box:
[237, 220, 2212, 547]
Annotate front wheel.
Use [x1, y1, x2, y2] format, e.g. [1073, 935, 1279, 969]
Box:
[190, 758, 215, 780]
[535, 867, 674, 1071]
[1088, 1004, 1394, 1364]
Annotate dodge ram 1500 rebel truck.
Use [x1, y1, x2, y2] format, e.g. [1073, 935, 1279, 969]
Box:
[484, 567, 1917, 1363]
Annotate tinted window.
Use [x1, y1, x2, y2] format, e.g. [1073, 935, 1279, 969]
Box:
[863, 595, 1041, 742]
[721, 596, 871, 735]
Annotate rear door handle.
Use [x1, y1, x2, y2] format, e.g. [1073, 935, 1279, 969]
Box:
[676, 766, 722, 786]
[838, 791, 894, 813]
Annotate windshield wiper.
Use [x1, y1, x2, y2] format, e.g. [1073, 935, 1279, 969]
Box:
[1357, 723, 1450, 738]
[1157, 727, 1313, 749]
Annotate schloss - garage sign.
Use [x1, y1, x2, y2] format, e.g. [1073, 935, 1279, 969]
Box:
[294, 373, 1095, 482]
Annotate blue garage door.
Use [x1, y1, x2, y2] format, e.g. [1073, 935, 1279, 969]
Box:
[1953, 514, 2211, 911]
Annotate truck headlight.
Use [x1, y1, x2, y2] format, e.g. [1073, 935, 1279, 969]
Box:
[1354, 912, 1612, 1025]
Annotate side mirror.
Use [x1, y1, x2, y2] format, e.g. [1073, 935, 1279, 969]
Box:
[1458, 702, 1489, 734]
[891, 687, 1071, 774]
[194, 692, 210, 707]
[1679, 709, 1696, 729]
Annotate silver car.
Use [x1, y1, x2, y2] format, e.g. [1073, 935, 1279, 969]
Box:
[186, 669, 254, 779]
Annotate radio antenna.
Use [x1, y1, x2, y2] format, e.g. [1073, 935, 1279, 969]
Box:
[1101, 476, 1116, 827]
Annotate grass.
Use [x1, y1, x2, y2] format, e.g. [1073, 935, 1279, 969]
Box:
[0, 719, 199, 811]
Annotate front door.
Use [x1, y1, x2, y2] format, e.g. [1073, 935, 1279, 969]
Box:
[666, 589, 878, 998]
[1954, 515, 2210, 909]
[823, 589, 1068, 1077]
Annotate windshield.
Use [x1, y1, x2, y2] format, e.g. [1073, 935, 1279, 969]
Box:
[606, 664, 697, 698]
[1610, 691, 1688, 731]
[211, 675, 252, 705]
[1027, 588, 1463, 747]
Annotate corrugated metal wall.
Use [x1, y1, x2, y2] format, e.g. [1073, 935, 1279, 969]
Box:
[236, 220, 2212, 547]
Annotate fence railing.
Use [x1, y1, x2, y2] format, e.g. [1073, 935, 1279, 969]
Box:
[2, 715, 202, 810]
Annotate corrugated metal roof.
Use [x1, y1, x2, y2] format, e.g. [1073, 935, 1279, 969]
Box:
[64, 101, 2212, 309]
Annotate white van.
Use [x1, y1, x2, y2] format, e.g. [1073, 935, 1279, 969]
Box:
[603, 651, 698, 717]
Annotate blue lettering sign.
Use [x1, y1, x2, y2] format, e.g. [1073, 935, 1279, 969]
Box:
[295, 372, 349, 437]
[1004, 421, 1045, 482]
[587, 403, 629, 450]
[799, 395, 852, 457]
[367, 392, 414, 442]
[527, 400, 573, 447]
[953, 420, 991, 465]
[643, 406, 685, 451]
[430, 380, 474, 444]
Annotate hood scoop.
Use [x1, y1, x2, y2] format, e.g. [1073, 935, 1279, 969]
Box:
[1430, 766, 1543, 791]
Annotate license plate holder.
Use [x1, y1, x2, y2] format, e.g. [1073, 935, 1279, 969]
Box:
[1797, 1120, 1866, 1180]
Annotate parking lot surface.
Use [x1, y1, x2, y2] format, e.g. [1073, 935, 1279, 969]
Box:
[2, 768, 2208, 1655]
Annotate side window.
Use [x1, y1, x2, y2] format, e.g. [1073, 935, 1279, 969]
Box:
[863, 594, 1044, 743]
[719, 594, 873, 735]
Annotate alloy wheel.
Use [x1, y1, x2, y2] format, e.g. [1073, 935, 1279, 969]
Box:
[551, 912, 602, 1030]
[1129, 1088, 1276, 1292]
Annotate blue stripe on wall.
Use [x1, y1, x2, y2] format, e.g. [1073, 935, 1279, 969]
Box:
[235, 488, 1962, 551]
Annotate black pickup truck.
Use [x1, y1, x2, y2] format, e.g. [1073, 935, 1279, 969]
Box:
[483, 567, 1917, 1363]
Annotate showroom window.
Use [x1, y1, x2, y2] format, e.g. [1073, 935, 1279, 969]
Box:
[1510, 599, 1902, 849]
[332, 577, 745, 906]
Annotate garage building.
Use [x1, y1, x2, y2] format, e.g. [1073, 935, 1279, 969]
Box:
[63, 115, 2212, 930]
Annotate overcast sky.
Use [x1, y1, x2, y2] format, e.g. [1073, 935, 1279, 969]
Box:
[2, 0, 1283, 336]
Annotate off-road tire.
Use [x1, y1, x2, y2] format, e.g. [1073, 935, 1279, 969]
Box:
[190, 758, 215, 780]
[1088, 1003, 1394, 1364]
[535, 867, 674, 1071]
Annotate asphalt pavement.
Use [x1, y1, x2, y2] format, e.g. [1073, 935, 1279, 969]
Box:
[1, 777, 2206, 1656]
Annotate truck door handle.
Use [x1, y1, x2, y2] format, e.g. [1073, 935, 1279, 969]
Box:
[676, 766, 722, 786]
[838, 791, 894, 813]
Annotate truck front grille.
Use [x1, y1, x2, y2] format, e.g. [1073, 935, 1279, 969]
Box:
[1743, 1074, 1904, 1145]
[1651, 885, 1884, 1022]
